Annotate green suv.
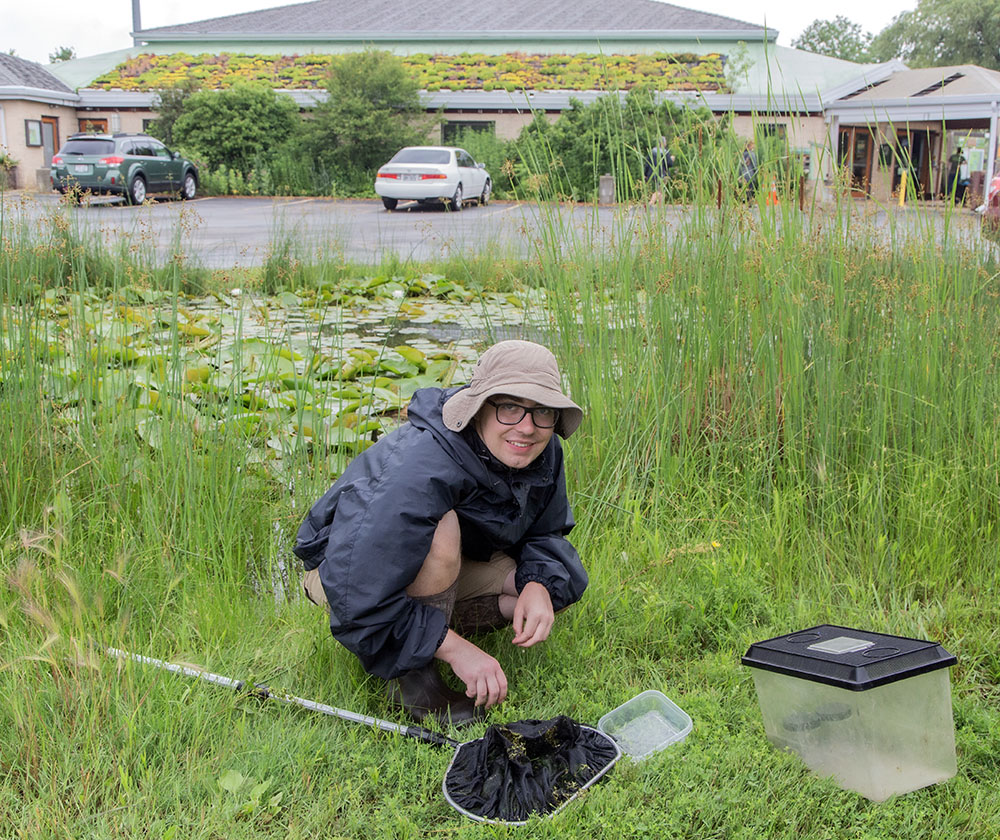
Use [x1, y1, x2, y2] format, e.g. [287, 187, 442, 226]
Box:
[50, 133, 198, 204]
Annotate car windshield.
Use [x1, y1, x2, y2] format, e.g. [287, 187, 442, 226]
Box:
[60, 139, 115, 156]
[390, 149, 452, 165]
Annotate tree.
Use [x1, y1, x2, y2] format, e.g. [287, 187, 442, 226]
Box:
[792, 17, 874, 63]
[48, 46, 76, 63]
[171, 83, 300, 171]
[303, 49, 433, 183]
[149, 78, 201, 147]
[870, 0, 1000, 70]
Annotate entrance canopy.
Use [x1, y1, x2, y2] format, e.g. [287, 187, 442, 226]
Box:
[826, 65, 1000, 196]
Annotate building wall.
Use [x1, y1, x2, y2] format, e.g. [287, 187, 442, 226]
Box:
[0, 99, 78, 189]
[441, 110, 556, 142]
[73, 109, 158, 135]
[731, 113, 829, 180]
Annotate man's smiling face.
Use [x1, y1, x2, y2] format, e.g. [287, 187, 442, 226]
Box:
[474, 396, 556, 469]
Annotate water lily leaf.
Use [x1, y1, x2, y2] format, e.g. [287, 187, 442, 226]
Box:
[245, 354, 297, 383]
[219, 412, 270, 439]
[279, 374, 313, 392]
[320, 450, 355, 478]
[425, 359, 458, 382]
[136, 414, 164, 450]
[184, 364, 213, 383]
[96, 370, 134, 402]
[377, 357, 418, 377]
[292, 409, 332, 439]
[368, 386, 406, 411]
[218, 338, 274, 366]
[277, 389, 315, 411]
[177, 321, 212, 338]
[395, 375, 438, 400]
[276, 291, 301, 308]
[398, 302, 426, 317]
[394, 345, 427, 370]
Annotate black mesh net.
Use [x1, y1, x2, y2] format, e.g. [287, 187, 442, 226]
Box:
[443, 715, 620, 823]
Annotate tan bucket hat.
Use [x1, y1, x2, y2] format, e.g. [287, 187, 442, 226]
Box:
[442, 340, 583, 438]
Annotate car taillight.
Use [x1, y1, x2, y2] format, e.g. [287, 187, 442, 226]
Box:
[52, 155, 63, 165]
[377, 171, 398, 179]
[100, 156, 125, 165]
[420, 174, 446, 180]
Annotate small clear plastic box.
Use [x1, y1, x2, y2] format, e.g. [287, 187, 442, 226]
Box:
[598, 690, 692, 761]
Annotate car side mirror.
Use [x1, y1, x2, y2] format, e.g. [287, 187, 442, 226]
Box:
[476, 162, 485, 169]
[172, 151, 180, 160]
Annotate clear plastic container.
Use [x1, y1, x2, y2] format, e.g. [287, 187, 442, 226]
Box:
[598, 690, 692, 761]
[743, 625, 958, 801]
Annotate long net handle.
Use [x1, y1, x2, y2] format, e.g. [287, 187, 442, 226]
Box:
[106, 648, 459, 749]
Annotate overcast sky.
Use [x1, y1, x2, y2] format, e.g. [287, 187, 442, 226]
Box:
[7, 0, 916, 66]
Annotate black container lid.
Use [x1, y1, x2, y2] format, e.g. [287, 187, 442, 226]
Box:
[741, 624, 957, 691]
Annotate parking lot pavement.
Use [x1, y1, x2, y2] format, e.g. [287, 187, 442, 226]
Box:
[2, 191, 989, 268]
[1, 192, 637, 267]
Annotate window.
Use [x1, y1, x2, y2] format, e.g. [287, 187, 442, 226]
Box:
[60, 138, 115, 155]
[443, 120, 495, 144]
[151, 141, 171, 159]
[25, 120, 42, 146]
[389, 148, 451, 164]
[78, 118, 108, 134]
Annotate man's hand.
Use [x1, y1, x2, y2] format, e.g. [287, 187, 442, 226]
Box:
[436, 630, 508, 708]
[511, 581, 554, 648]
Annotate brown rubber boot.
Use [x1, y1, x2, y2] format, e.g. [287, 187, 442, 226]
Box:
[387, 580, 482, 726]
[386, 663, 482, 726]
[452, 594, 508, 636]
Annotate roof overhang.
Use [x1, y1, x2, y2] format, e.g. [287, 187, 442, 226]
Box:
[828, 94, 1000, 125]
[0, 86, 80, 107]
[133, 29, 769, 44]
[77, 86, 827, 115]
[76, 88, 326, 108]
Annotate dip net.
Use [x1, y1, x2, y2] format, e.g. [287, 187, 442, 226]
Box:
[443, 715, 620, 824]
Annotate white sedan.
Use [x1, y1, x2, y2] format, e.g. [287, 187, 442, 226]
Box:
[374, 146, 491, 211]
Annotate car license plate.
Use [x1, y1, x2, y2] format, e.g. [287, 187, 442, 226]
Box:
[401, 173, 419, 181]
[73, 164, 91, 174]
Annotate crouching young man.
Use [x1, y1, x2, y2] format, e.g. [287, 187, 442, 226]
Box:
[293, 340, 587, 725]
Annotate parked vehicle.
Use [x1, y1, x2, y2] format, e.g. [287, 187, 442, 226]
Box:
[374, 146, 491, 211]
[50, 133, 199, 204]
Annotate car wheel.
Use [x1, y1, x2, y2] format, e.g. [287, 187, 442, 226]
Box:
[180, 172, 197, 200]
[127, 175, 147, 205]
[382, 197, 398, 211]
[451, 184, 463, 212]
[479, 179, 491, 206]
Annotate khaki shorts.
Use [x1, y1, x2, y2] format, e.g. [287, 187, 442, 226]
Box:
[302, 550, 516, 613]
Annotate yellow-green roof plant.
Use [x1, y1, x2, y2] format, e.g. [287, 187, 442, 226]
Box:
[90, 51, 728, 92]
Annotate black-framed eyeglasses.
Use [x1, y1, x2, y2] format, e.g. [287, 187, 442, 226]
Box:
[485, 400, 560, 428]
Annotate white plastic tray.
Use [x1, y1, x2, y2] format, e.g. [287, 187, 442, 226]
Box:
[598, 690, 692, 761]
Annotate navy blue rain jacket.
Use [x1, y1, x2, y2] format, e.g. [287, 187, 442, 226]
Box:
[292, 386, 587, 679]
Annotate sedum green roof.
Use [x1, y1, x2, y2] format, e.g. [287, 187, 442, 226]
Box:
[90, 51, 729, 93]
